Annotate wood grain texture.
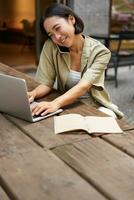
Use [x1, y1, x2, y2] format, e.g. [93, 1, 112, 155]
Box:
[0, 114, 37, 158]
[102, 130, 134, 157]
[3, 102, 94, 149]
[53, 138, 134, 200]
[0, 149, 107, 200]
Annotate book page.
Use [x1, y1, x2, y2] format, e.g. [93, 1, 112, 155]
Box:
[54, 114, 88, 134]
[85, 116, 123, 134]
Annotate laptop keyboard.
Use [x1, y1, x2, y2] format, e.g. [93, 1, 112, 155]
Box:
[32, 113, 43, 118]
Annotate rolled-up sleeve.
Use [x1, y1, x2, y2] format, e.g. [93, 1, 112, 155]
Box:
[35, 40, 56, 88]
[80, 45, 111, 88]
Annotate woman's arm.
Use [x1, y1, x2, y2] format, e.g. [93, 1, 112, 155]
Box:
[31, 80, 92, 116]
[53, 80, 92, 107]
[28, 84, 52, 103]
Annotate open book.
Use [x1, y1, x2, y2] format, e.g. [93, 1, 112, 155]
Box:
[54, 114, 123, 134]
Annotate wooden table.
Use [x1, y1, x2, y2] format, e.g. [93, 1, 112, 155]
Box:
[0, 62, 134, 200]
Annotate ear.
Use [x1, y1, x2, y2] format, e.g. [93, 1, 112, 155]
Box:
[68, 15, 75, 25]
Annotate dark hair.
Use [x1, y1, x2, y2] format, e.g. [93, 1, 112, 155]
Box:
[40, 3, 84, 37]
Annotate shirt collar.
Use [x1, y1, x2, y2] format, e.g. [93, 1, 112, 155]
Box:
[81, 35, 92, 71]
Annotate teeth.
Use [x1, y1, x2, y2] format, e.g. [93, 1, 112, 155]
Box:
[61, 37, 66, 43]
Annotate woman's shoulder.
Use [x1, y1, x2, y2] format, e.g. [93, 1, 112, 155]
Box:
[84, 35, 99, 44]
[41, 39, 59, 57]
[84, 35, 109, 50]
[83, 35, 111, 61]
[85, 35, 111, 56]
[43, 39, 57, 50]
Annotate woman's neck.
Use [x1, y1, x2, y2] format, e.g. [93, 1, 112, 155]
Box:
[69, 34, 84, 53]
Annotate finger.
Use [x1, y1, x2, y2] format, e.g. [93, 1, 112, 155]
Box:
[31, 105, 40, 116]
[34, 106, 47, 116]
[41, 110, 49, 116]
[41, 108, 55, 116]
[31, 103, 37, 111]
[31, 102, 50, 116]
[29, 96, 34, 103]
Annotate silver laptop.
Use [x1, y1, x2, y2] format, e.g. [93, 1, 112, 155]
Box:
[0, 73, 63, 122]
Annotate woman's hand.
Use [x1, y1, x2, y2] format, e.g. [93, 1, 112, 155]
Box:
[27, 91, 36, 103]
[27, 84, 52, 103]
[31, 100, 60, 116]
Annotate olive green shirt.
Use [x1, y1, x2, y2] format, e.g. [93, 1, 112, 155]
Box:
[35, 36, 124, 118]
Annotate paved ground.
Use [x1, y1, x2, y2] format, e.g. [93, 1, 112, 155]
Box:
[105, 67, 134, 124]
[26, 65, 134, 125]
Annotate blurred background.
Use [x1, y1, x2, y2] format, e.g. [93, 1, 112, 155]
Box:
[0, 0, 133, 66]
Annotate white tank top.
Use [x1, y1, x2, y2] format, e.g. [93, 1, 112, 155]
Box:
[66, 70, 89, 98]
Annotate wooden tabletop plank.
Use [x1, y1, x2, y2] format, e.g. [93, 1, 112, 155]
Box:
[102, 130, 134, 157]
[0, 149, 108, 200]
[0, 114, 37, 157]
[3, 102, 93, 150]
[53, 138, 134, 200]
[0, 186, 10, 200]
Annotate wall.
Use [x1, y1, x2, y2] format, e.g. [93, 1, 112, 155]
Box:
[74, 0, 111, 35]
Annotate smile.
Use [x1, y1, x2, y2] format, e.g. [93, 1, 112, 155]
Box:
[61, 36, 67, 44]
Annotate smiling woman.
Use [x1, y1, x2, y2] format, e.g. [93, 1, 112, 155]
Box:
[28, 3, 124, 119]
[43, 16, 76, 47]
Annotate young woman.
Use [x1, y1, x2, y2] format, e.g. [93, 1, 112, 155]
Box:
[28, 3, 124, 118]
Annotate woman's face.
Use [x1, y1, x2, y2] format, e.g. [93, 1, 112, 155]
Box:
[43, 16, 76, 47]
